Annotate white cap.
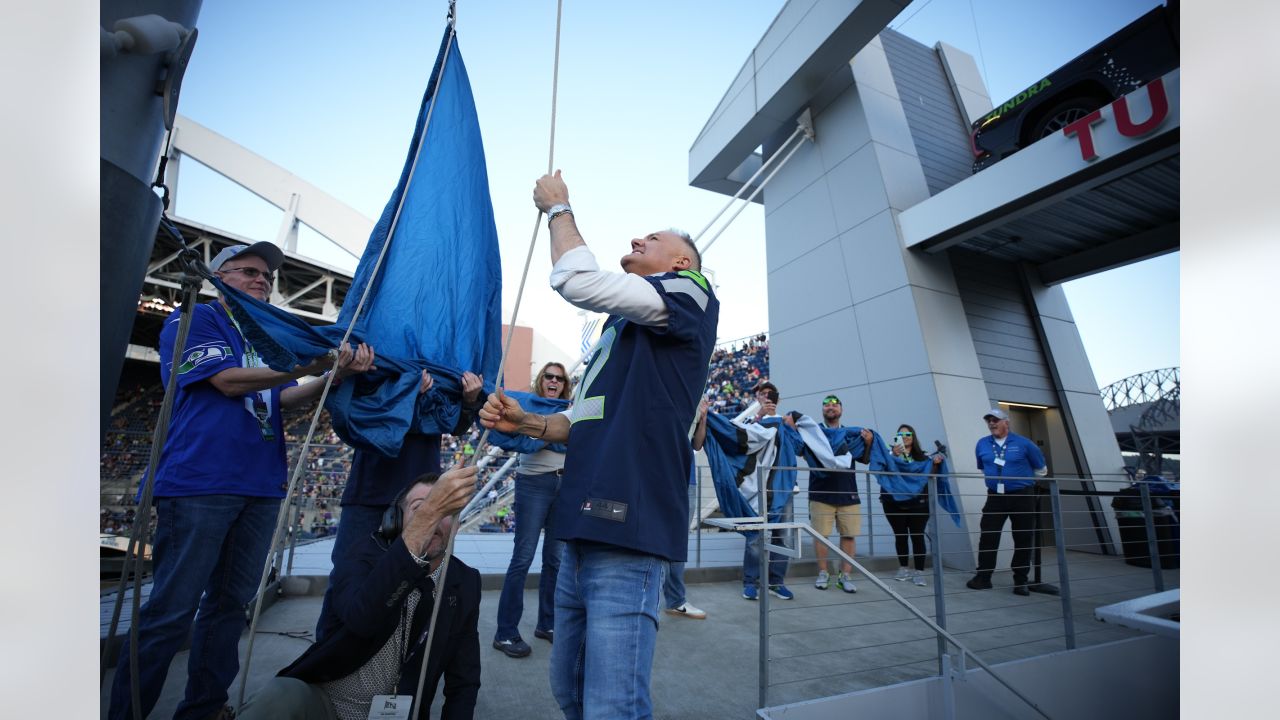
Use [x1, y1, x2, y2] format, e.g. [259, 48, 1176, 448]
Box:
[209, 242, 284, 273]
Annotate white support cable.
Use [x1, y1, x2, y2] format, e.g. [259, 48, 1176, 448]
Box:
[690, 124, 805, 244]
[699, 126, 812, 255]
[458, 454, 519, 519]
[413, 0, 565, 710]
[236, 20, 461, 714]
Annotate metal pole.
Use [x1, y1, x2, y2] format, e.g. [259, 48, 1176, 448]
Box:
[865, 471, 875, 558]
[285, 493, 303, 577]
[928, 475, 948, 676]
[805, 529, 1052, 720]
[757, 464, 770, 710]
[695, 466, 703, 568]
[940, 653, 957, 720]
[1138, 482, 1165, 591]
[1048, 480, 1076, 649]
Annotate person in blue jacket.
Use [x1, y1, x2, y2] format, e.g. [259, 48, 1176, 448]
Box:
[967, 408, 1047, 596]
[237, 467, 481, 720]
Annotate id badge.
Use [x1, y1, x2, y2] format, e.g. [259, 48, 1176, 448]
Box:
[993, 457, 1006, 467]
[368, 695, 413, 720]
[995, 481, 1004, 494]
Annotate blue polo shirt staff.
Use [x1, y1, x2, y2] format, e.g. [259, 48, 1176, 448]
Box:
[966, 408, 1047, 596]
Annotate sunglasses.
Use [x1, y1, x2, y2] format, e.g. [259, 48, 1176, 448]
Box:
[822, 399, 840, 406]
[896, 431, 913, 437]
[219, 266, 275, 283]
[543, 373, 567, 383]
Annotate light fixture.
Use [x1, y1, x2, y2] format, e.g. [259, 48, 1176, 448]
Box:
[998, 401, 1051, 410]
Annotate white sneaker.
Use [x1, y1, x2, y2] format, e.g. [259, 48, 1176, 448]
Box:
[815, 570, 830, 590]
[893, 566, 911, 581]
[910, 570, 927, 587]
[664, 602, 707, 620]
[838, 572, 858, 594]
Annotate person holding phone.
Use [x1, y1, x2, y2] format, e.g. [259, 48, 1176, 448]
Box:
[883, 424, 943, 586]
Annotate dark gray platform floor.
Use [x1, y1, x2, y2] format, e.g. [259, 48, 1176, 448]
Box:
[100, 537, 1175, 719]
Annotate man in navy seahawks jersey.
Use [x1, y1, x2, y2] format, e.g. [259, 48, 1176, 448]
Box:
[480, 170, 718, 719]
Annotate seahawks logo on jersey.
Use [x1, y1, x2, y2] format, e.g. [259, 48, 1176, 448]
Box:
[177, 342, 233, 374]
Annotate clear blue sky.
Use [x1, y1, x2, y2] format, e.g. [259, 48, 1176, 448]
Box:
[172, 0, 1177, 389]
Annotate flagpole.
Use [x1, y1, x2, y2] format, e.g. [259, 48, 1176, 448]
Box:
[414, 0, 566, 712]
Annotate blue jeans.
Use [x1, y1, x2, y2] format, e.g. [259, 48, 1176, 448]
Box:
[662, 484, 697, 609]
[495, 472, 562, 640]
[108, 495, 280, 720]
[315, 504, 384, 640]
[742, 510, 790, 589]
[551, 542, 666, 720]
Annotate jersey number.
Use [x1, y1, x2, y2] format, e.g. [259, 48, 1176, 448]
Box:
[572, 326, 617, 424]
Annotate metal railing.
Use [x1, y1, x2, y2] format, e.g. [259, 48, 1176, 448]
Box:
[699, 463, 1179, 716]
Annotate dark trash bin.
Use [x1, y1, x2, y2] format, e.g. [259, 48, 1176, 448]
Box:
[1112, 487, 1180, 569]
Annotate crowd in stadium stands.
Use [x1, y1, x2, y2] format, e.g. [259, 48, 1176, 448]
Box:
[100, 334, 770, 538]
[101, 381, 510, 540]
[704, 333, 770, 415]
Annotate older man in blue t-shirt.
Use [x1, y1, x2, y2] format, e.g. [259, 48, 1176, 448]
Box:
[108, 242, 375, 720]
[966, 408, 1047, 596]
[481, 170, 718, 719]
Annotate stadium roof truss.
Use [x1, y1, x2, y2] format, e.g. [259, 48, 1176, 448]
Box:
[1102, 367, 1179, 469]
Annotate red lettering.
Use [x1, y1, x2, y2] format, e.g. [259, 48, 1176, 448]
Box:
[1114, 77, 1169, 138]
[1062, 110, 1105, 161]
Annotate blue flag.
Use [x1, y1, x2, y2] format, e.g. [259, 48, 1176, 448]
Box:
[215, 27, 501, 457]
[699, 412, 963, 531]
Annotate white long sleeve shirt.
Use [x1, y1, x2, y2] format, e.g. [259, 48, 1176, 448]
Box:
[549, 245, 669, 327]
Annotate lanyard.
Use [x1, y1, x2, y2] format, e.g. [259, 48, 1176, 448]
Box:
[393, 599, 412, 690]
[218, 301, 262, 368]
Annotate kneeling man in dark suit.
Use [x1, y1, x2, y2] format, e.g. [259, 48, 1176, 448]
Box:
[239, 466, 481, 720]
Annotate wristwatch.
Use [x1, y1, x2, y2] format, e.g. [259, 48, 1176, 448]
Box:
[547, 203, 573, 225]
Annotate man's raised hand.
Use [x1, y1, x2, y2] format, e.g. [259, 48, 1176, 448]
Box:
[479, 391, 526, 434]
[423, 465, 477, 519]
[533, 170, 569, 213]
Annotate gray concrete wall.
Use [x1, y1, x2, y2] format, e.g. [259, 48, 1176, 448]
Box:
[759, 29, 1124, 570]
[762, 35, 988, 571]
[881, 29, 973, 196]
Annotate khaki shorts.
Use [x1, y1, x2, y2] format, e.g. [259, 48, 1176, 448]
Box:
[809, 499, 862, 537]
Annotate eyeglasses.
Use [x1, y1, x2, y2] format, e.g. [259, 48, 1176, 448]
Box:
[543, 373, 567, 383]
[897, 431, 913, 437]
[219, 266, 275, 283]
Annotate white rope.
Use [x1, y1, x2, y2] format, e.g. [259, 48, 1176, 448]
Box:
[690, 124, 805, 244]
[235, 19, 461, 714]
[699, 125, 811, 255]
[412, 0, 565, 712]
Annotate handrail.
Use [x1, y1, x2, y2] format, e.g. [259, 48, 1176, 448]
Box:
[720, 504, 1054, 719]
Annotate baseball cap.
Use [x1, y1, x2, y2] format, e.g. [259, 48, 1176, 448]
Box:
[822, 395, 841, 405]
[983, 408, 1009, 421]
[209, 242, 285, 273]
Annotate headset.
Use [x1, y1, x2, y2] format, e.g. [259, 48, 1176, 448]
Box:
[377, 472, 440, 541]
